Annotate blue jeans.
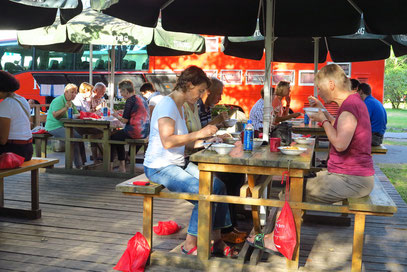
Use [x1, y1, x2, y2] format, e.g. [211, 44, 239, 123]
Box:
[144, 163, 232, 236]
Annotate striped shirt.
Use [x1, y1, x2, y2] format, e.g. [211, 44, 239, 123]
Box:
[197, 98, 212, 127]
[249, 98, 264, 130]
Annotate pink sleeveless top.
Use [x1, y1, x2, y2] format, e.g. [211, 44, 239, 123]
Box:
[328, 93, 374, 176]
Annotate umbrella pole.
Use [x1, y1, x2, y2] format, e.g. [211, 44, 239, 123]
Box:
[263, 0, 275, 142]
[109, 45, 116, 111]
[313, 37, 320, 97]
[89, 44, 93, 85]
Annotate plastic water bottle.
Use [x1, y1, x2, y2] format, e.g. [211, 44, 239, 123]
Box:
[304, 113, 309, 125]
[103, 106, 108, 117]
[244, 120, 254, 151]
[68, 107, 73, 119]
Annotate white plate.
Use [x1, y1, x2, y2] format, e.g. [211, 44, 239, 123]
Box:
[293, 137, 313, 145]
[278, 146, 307, 155]
[303, 107, 327, 113]
[224, 118, 237, 127]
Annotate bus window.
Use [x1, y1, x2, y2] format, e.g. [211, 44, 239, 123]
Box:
[78, 44, 110, 71]
[0, 42, 32, 73]
[35, 48, 75, 71]
[120, 45, 148, 71]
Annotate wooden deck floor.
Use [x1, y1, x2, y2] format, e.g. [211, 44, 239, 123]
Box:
[0, 166, 406, 272]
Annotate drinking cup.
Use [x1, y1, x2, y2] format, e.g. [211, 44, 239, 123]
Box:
[269, 137, 281, 152]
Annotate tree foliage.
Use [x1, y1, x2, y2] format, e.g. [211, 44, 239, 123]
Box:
[384, 54, 407, 109]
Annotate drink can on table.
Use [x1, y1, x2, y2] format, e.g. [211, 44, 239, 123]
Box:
[68, 107, 73, 119]
[103, 107, 108, 117]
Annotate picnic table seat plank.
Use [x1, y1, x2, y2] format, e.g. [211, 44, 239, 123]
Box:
[348, 176, 397, 214]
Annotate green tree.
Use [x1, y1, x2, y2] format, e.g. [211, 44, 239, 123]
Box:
[384, 54, 407, 109]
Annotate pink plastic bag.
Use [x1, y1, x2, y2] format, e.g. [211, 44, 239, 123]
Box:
[273, 171, 297, 260]
[153, 220, 180, 235]
[0, 152, 25, 169]
[113, 232, 151, 272]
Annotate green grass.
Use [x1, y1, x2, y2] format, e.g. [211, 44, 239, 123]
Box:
[383, 139, 407, 146]
[385, 108, 407, 132]
[378, 163, 407, 203]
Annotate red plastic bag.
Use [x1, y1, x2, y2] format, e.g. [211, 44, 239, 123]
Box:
[79, 111, 101, 120]
[113, 232, 150, 272]
[273, 171, 297, 260]
[32, 129, 47, 134]
[153, 220, 181, 235]
[0, 152, 25, 169]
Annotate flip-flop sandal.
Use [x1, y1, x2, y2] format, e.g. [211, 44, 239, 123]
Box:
[246, 233, 283, 257]
[181, 245, 197, 255]
[211, 240, 239, 258]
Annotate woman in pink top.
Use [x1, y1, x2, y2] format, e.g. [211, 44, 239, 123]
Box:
[247, 64, 374, 254]
[272, 81, 301, 124]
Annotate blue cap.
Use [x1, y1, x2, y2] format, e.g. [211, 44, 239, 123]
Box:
[247, 120, 252, 124]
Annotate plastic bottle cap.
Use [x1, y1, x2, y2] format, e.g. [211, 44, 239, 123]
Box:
[247, 120, 252, 124]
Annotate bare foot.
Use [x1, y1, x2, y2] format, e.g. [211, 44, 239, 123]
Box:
[246, 233, 278, 252]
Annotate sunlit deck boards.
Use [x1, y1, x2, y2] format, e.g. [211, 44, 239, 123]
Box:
[0, 167, 406, 271]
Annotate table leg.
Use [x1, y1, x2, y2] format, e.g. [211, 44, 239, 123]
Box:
[31, 169, 39, 211]
[129, 144, 136, 175]
[197, 170, 212, 262]
[65, 127, 73, 169]
[286, 176, 303, 270]
[248, 174, 261, 233]
[102, 128, 110, 172]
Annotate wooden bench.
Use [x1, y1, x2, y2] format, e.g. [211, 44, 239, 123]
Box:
[0, 158, 59, 219]
[302, 175, 397, 271]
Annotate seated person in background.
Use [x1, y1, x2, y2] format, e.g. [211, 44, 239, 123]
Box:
[144, 66, 237, 256]
[0, 71, 33, 161]
[90, 82, 107, 112]
[139, 82, 163, 115]
[45, 84, 87, 169]
[111, 80, 150, 173]
[247, 64, 375, 253]
[272, 81, 301, 124]
[198, 77, 229, 128]
[72, 82, 93, 112]
[28, 99, 40, 115]
[357, 83, 387, 146]
[249, 87, 276, 131]
[350, 78, 360, 92]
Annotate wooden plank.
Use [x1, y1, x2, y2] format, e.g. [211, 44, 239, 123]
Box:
[348, 176, 397, 214]
[197, 170, 212, 262]
[116, 174, 164, 194]
[0, 158, 59, 178]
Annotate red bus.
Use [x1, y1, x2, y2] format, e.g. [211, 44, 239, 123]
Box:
[1, 32, 384, 115]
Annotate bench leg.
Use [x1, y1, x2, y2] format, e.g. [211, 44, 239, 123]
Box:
[197, 170, 213, 262]
[31, 169, 40, 211]
[352, 213, 366, 272]
[41, 138, 48, 158]
[143, 196, 153, 250]
[0, 178, 3, 207]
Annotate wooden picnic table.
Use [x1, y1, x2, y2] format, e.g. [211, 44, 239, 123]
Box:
[0, 158, 59, 219]
[62, 118, 112, 171]
[189, 141, 315, 270]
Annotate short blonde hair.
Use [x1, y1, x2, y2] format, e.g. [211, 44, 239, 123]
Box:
[79, 82, 93, 94]
[315, 64, 351, 91]
[64, 83, 78, 93]
[275, 81, 290, 96]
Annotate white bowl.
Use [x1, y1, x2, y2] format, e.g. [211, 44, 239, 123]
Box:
[224, 118, 237, 127]
[303, 107, 327, 117]
[253, 139, 263, 149]
[211, 143, 235, 155]
[230, 132, 241, 138]
[278, 146, 307, 156]
[224, 137, 239, 144]
[293, 137, 313, 145]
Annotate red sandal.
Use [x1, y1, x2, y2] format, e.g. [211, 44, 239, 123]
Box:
[181, 245, 197, 255]
[211, 240, 239, 258]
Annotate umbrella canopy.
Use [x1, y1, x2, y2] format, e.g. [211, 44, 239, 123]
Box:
[17, 9, 205, 55]
[1, 0, 83, 30]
